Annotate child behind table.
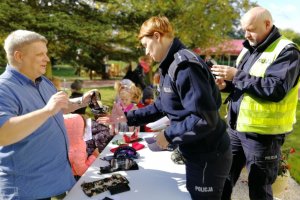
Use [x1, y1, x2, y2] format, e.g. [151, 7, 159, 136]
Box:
[112, 79, 141, 133]
[97, 79, 141, 134]
[63, 113, 99, 180]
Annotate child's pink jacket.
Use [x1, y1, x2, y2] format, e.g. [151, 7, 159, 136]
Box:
[64, 114, 96, 176]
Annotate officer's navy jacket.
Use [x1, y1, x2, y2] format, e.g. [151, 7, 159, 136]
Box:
[224, 26, 300, 132]
[127, 38, 229, 160]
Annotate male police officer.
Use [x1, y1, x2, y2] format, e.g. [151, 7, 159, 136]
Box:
[211, 7, 300, 200]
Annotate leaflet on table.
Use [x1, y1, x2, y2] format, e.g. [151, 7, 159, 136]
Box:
[146, 116, 170, 131]
[83, 118, 92, 141]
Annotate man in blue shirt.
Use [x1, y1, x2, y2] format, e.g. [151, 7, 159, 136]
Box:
[0, 30, 94, 200]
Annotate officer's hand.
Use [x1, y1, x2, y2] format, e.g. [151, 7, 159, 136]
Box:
[111, 102, 127, 123]
[112, 102, 124, 116]
[44, 91, 69, 116]
[97, 115, 113, 124]
[96, 114, 127, 125]
[211, 65, 237, 81]
[155, 131, 169, 149]
[215, 78, 227, 90]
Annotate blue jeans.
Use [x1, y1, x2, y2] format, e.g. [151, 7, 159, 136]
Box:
[222, 129, 285, 200]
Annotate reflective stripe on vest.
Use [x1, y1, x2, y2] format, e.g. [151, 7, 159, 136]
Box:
[235, 48, 248, 67]
[236, 36, 299, 134]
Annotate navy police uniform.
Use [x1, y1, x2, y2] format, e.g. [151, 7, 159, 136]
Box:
[126, 38, 232, 199]
[221, 26, 300, 200]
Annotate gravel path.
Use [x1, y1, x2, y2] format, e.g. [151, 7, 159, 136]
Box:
[63, 79, 116, 89]
[232, 169, 300, 200]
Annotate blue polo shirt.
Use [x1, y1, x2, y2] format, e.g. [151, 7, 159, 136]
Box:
[0, 65, 75, 199]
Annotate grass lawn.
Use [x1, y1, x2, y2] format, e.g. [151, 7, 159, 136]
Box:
[282, 102, 300, 183]
[52, 67, 76, 77]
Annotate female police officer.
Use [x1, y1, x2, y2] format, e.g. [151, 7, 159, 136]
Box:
[125, 16, 232, 200]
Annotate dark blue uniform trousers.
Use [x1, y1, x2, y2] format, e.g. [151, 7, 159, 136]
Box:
[221, 129, 285, 200]
[186, 146, 232, 200]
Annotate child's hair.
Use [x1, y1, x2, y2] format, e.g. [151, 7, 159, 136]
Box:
[132, 87, 142, 104]
[70, 79, 83, 91]
[142, 86, 154, 103]
[119, 89, 133, 99]
[114, 79, 141, 104]
[114, 79, 134, 92]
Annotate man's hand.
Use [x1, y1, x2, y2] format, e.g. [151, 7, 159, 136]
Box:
[215, 78, 227, 90]
[66, 89, 99, 114]
[155, 131, 169, 149]
[211, 65, 238, 81]
[44, 91, 69, 116]
[82, 89, 99, 106]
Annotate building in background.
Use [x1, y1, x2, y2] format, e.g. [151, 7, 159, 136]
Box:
[195, 39, 244, 66]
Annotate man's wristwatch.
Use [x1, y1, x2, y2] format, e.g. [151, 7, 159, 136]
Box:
[69, 97, 83, 105]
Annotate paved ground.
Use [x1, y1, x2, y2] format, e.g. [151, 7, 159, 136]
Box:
[232, 169, 300, 200]
[63, 79, 116, 90]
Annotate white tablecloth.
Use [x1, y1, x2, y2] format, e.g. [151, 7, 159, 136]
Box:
[64, 132, 189, 200]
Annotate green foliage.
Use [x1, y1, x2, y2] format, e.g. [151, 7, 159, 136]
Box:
[280, 29, 300, 47]
[278, 148, 295, 177]
[0, 0, 252, 72]
[0, 67, 5, 74]
[172, 0, 252, 48]
[289, 154, 300, 183]
[282, 102, 300, 183]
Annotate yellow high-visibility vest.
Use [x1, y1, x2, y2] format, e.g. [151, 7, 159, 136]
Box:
[236, 36, 299, 134]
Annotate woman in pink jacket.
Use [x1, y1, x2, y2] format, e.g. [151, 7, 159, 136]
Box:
[64, 113, 99, 180]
